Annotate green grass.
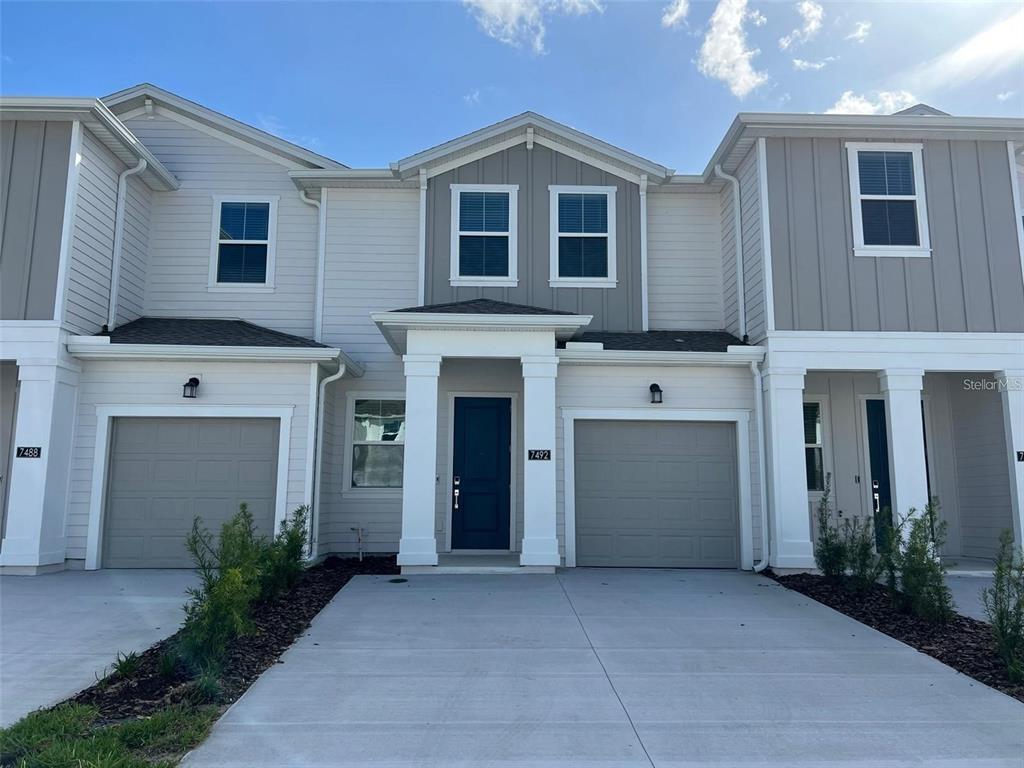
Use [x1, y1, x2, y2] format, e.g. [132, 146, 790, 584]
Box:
[0, 703, 218, 768]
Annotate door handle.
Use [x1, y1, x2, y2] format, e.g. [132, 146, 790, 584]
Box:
[453, 489, 459, 510]
[872, 480, 880, 515]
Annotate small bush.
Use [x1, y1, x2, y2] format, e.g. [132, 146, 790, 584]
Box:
[112, 650, 141, 679]
[982, 530, 1024, 683]
[843, 515, 881, 592]
[189, 666, 223, 704]
[259, 505, 309, 601]
[813, 475, 846, 581]
[898, 499, 954, 623]
[157, 649, 179, 681]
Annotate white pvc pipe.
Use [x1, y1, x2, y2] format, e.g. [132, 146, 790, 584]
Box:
[714, 164, 746, 341]
[310, 362, 347, 559]
[751, 360, 770, 572]
[298, 189, 326, 342]
[106, 158, 147, 330]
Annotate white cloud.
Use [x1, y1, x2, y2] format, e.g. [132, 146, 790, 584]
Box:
[846, 20, 871, 43]
[826, 90, 917, 115]
[996, 90, 1017, 102]
[748, 8, 767, 27]
[779, 0, 823, 50]
[697, 0, 768, 98]
[907, 9, 1024, 92]
[661, 0, 689, 28]
[256, 114, 323, 150]
[792, 56, 835, 71]
[463, 0, 602, 54]
[463, 89, 482, 105]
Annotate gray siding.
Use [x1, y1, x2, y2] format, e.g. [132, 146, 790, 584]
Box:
[0, 120, 71, 321]
[766, 137, 1024, 333]
[425, 144, 643, 331]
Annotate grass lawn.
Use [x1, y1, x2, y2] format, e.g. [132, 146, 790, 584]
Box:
[0, 703, 218, 767]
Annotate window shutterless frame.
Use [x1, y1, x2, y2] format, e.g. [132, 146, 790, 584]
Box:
[449, 184, 519, 287]
[548, 185, 617, 288]
[208, 195, 279, 291]
[342, 392, 406, 496]
[846, 142, 930, 258]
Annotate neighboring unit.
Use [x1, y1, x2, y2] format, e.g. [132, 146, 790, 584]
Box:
[1, 87, 1022, 574]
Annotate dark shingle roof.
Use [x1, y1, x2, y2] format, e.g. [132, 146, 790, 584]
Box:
[562, 330, 744, 352]
[394, 299, 576, 316]
[102, 317, 329, 348]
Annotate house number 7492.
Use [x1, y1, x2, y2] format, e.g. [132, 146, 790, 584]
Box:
[528, 449, 551, 461]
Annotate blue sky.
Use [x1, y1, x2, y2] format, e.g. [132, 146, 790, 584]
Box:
[2, 1, 1021, 172]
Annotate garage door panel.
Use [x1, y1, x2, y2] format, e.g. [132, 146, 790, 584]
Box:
[574, 420, 739, 568]
[102, 417, 279, 568]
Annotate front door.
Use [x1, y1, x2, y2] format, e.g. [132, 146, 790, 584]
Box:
[451, 397, 511, 550]
[865, 399, 892, 548]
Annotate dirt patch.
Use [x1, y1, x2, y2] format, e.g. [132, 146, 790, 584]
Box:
[772, 572, 1023, 704]
[70, 555, 399, 721]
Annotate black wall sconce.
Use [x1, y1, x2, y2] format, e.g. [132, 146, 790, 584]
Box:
[182, 377, 200, 399]
[649, 383, 663, 404]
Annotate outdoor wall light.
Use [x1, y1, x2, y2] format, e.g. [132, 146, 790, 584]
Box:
[182, 377, 200, 399]
[649, 383, 663, 404]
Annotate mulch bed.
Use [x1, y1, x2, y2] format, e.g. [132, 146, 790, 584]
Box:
[771, 571, 1023, 704]
[69, 555, 399, 721]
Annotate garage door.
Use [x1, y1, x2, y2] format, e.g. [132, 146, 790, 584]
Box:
[574, 420, 739, 568]
[102, 417, 279, 568]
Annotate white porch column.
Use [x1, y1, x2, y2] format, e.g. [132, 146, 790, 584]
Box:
[762, 367, 813, 568]
[520, 355, 560, 566]
[998, 369, 1024, 546]
[879, 369, 929, 529]
[1, 362, 78, 569]
[397, 354, 441, 566]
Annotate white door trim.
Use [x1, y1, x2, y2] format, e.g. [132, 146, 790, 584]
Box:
[85, 404, 294, 569]
[444, 392, 518, 553]
[561, 407, 753, 569]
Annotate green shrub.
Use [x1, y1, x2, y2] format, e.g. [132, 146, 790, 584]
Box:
[259, 505, 309, 601]
[897, 500, 953, 623]
[813, 475, 846, 581]
[188, 666, 223, 704]
[157, 649, 179, 681]
[982, 530, 1024, 683]
[111, 650, 141, 679]
[842, 515, 881, 592]
[0, 704, 97, 763]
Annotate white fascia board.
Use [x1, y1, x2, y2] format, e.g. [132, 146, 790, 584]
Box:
[289, 168, 415, 191]
[557, 345, 765, 366]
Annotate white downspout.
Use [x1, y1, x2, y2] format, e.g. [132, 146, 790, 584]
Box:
[106, 158, 147, 330]
[751, 360, 770, 572]
[299, 189, 327, 342]
[714, 164, 746, 342]
[310, 361, 347, 559]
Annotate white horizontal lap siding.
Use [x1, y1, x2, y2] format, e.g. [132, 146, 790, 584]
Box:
[556, 364, 763, 560]
[65, 129, 121, 334]
[64, 360, 313, 561]
[737, 148, 766, 342]
[115, 173, 153, 325]
[124, 115, 317, 337]
[647, 192, 723, 330]
[320, 188, 419, 553]
[720, 183, 739, 338]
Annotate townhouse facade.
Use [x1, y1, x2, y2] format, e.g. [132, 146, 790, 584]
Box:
[1, 85, 1022, 574]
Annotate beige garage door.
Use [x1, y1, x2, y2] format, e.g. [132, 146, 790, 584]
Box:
[102, 417, 279, 568]
[574, 420, 739, 568]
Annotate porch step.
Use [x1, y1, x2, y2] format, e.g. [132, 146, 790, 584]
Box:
[402, 553, 556, 575]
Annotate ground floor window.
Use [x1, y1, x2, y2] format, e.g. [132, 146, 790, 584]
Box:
[803, 402, 825, 492]
[351, 399, 405, 488]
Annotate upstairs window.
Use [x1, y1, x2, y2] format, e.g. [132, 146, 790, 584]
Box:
[209, 197, 277, 289]
[450, 184, 518, 286]
[549, 186, 617, 287]
[846, 143, 930, 258]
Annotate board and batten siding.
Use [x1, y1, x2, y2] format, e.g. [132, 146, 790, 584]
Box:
[0, 120, 72, 321]
[646, 191, 723, 330]
[720, 147, 767, 342]
[425, 143, 643, 331]
[113, 173, 153, 326]
[766, 136, 1024, 333]
[123, 113, 318, 337]
[555, 364, 763, 562]
[65, 360, 315, 562]
[318, 187, 419, 554]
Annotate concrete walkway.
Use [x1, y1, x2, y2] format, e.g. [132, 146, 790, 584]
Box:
[947, 574, 994, 621]
[0, 569, 195, 726]
[185, 569, 1023, 767]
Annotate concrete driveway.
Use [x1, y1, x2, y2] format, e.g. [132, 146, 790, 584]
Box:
[185, 569, 1022, 767]
[0, 569, 195, 726]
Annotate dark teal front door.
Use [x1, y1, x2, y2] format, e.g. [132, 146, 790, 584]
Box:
[451, 397, 511, 550]
[866, 399, 892, 548]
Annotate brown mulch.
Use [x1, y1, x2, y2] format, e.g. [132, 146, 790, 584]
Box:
[771, 571, 1024, 704]
[69, 555, 399, 720]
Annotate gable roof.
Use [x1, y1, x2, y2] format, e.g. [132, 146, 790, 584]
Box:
[103, 83, 347, 170]
[893, 103, 950, 117]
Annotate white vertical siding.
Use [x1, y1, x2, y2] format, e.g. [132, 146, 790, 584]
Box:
[646, 192, 723, 330]
[65, 128, 121, 334]
[114, 173, 152, 325]
[124, 113, 318, 337]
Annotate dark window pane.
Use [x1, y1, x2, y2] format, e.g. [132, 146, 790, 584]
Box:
[558, 237, 607, 278]
[482, 192, 509, 231]
[220, 202, 269, 241]
[459, 235, 509, 276]
[559, 193, 608, 234]
[558, 194, 583, 233]
[805, 447, 824, 492]
[803, 402, 821, 444]
[582, 194, 608, 233]
[352, 444, 404, 488]
[353, 399, 405, 442]
[581, 238, 608, 277]
[857, 152, 887, 195]
[460, 192, 508, 233]
[861, 200, 919, 246]
[858, 151, 915, 196]
[217, 244, 267, 283]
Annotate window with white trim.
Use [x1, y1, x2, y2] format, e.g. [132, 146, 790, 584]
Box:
[803, 401, 825, 492]
[549, 185, 616, 287]
[846, 143, 930, 258]
[350, 399, 405, 488]
[450, 184, 518, 286]
[209, 197, 277, 289]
